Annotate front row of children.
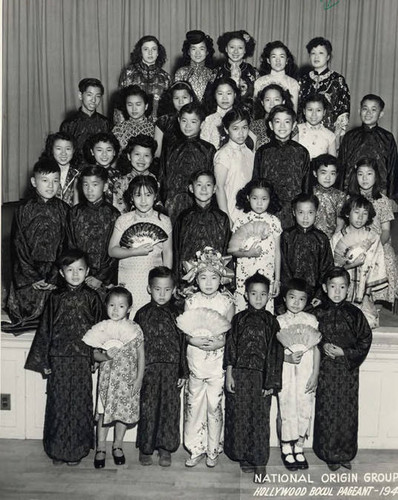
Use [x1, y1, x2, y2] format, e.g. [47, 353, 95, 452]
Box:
[25, 245, 372, 482]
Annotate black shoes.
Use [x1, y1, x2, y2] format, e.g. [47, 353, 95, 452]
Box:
[94, 450, 106, 469]
[112, 447, 125, 465]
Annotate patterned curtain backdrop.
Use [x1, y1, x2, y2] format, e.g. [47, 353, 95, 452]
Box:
[2, 0, 398, 201]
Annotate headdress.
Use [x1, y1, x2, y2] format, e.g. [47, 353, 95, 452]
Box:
[182, 246, 234, 284]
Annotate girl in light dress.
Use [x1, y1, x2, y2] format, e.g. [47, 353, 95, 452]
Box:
[108, 175, 172, 318]
[112, 86, 155, 149]
[214, 105, 255, 228]
[85, 287, 144, 469]
[254, 40, 299, 111]
[200, 77, 241, 150]
[331, 195, 388, 328]
[182, 247, 235, 468]
[229, 179, 282, 313]
[349, 157, 398, 306]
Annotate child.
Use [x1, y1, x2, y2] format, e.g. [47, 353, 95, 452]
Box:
[214, 30, 258, 103]
[60, 78, 110, 157]
[112, 134, 158, 213]
[24, 249, 103, 465]
[298, 37, 350, 146]
[295, 94, 337, 159]
[174, 30, 216, 102]
[224, 272, 283, 481]
[277, 279, 320, 471]
[200, 77, 241, 150]
[173, 170, 231, 283]
[159, 102, 216, 223]
[108, 175, 172, 317]
[253, 105, 310, 228]
[182, 247, 235, 468]
[311, 154, 346, 238]
[112, 85, 155, 149]
[230, 179, 282, 314]
[67, 166, 120, 294]
[281, 193, 334, 306]
[331, 195, 388, 328]
[134, 267, 188, 467]
[85, 287, 144, 468]
[338, 94, 398, 199]
[40, 132, 81, 206]
[214, 106, 254, 226]
[117, 35, 171, 121]
[254, 41, 299, 111]
[349, 157, 398, 305]
[155, 81, 196, 158]
[313, 267, 372, 471]
[82, 132, 121, 209]
[251, 84, 293, 150]
[6, 159, 69, 330]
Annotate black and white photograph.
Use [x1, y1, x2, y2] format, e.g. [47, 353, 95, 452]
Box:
[1, 1, 398, 499]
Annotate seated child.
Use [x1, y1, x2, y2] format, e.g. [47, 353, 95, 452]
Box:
[60, 78, 110, 158]
[111, 134, 158, 213]
[40, 132, 81, 206]
[295, 94, 336, 159]
[6, 159, 69, 330]
[86, 286, 144, 469]
[182, 247, 235, 468]
[25, 249, 103, 465]
[253, 105, 310, 228]
[311, 154, 346, 238]
[298, 37, 350, 146]
[112, 85, 155, 149]
[281, 193, 334, 307]
[134, 266, 188, 467]
[224, 272, 283, 481]
[173, 170, 230, 283]
[277, 279, 320, 471]
[214, 105, 255, 227]
[338, 94, 398, 200]
[313, 267, 372, 471]
[331, 195, 387, 328]
[67, 165, 120, 295]
[159, 102, 216, 223]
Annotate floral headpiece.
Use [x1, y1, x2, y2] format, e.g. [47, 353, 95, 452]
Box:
[182, 246, 234, 284]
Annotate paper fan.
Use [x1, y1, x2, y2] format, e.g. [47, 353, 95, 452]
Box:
[228, 221, 271, 253]
[177, 308, 231, 338]
[277, 324, 321, 353]
[333, 230, 375, 267]
[120, 222, 168, 249]
[82, 319, 138, 349]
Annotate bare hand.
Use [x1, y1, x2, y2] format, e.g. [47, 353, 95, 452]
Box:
[290, 351, 304, 364]
[305, 372, 318, 393]
[311, 298, 322, 308]
[43, 368, 52, 375]
[323, 343, 336, 359]
[226, 374, 235, 393]
[271, 281, 280, 298]
[132, 380, 142, 395]
[245, 244, 262, 258]
[32, 280, 56, 291]
[328, 344, 344, 357]
[262, 388, 273, 397]
[85, 276, 103, 290]
[134, 243, 154, 256]
[177, 378, 186, 389]
[351, 253, 366, 267]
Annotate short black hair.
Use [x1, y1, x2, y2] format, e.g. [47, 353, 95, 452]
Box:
[33, 158, 60, 176]
[312, 154, 339, 173]
[244, 272, 270, 293]
[189, 169, 216, 185]
[78, 78, 104, 95]
[57, 249, 89, 269]
[105, 286, 133, 308]
[268, 104, 296, 125]
[282, 278, 310, 298]
[83, 132, 120, 164]
[148, 266, 176, 286]
[323, 266, 350, 286]
[302, 93, 329, 110]
[340, 195, 376, 226]
[306, 37, 333, 56]
[360, 94, 385, 110]
[222, 105, 251, 129]
[80, 165, 108, 182]
[292, 193, 319, 211]
[178, 102, 206, 122]
[125, 134, 157, 157]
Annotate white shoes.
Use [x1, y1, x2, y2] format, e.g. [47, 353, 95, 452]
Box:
[206, 455, 219, 468]
[185, 453, 205, 467]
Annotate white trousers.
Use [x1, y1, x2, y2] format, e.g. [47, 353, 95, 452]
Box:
[184, 374, 225, 459]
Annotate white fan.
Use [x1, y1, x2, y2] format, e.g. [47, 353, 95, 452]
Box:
[228, 220, 271, 253]
[177, 308, 231, 338]
[277, 324, 321, 353]
[82, 319, 139, 349]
